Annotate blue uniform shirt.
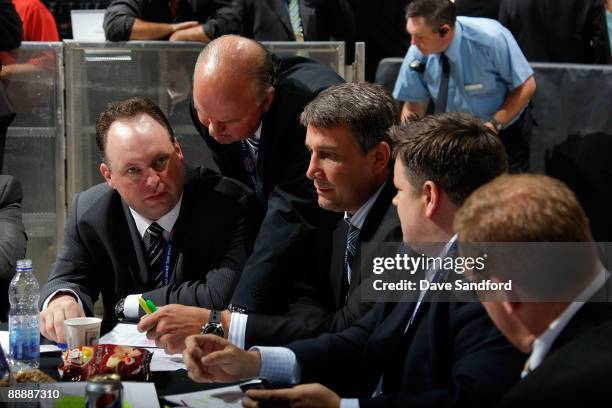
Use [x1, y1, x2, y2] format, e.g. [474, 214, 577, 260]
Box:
[393, 17, 533, 123]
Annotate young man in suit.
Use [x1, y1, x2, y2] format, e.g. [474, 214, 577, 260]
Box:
[191, 35, 344, 314]
[183, 112, 524, 408]
[139, 82, 402, 353]
[454, 174, 612, 407]
[39, 97, 257, 344]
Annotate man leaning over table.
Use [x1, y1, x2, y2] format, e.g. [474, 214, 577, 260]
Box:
[39, 97, 258, 344]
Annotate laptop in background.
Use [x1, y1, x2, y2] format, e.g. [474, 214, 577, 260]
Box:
[70, 10, 106, 41]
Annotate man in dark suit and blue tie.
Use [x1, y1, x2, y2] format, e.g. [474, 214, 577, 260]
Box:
[183, 112, 524, 408]
[39, 97, 257, 344]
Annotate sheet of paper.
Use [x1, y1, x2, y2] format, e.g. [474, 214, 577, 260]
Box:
[38, 381, 159, 408]
[147, 348, 185, 371]
[99, 323, 156, 348]
[163, 384, 244, 408]
[0, 331, 62, 354]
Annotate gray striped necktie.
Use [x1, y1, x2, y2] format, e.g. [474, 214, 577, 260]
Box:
[287, 0, 304, 42]
[144, 222, 166, 288]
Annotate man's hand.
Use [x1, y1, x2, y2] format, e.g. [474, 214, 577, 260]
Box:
[169, 24, 210, 42]
[483, 121, 500, 136]
[183, 334, 260, 383]
[243, 384, 341, 408]
[39, 294, 85, 343]
[137, 304, 209, 354]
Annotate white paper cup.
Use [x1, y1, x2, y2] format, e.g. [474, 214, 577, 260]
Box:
[64, 317, 102, 349]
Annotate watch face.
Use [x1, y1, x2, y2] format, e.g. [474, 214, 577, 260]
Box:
[202, 323, 224, 337]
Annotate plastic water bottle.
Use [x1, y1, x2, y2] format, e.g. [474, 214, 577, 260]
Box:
[8, 259, 40, 370]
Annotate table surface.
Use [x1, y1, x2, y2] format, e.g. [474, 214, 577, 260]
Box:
[2, 321, 229, 402]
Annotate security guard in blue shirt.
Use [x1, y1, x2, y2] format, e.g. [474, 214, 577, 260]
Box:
[393, 0, 536, 172]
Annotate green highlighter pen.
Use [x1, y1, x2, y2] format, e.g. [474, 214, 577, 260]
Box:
[145, 298, 157, 313]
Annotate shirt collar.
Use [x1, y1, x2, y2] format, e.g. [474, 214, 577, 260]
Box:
[129, 193, 183, 240]
[253, 122, 262, 141]
[527, 266, 608, 372]
[343, 182, 386, 230]
[443, 20, 463, 63]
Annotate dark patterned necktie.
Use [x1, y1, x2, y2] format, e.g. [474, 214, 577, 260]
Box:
[144, 222, 166, 288]
[434, 53, 450, 114]
[342, 223, 360, 303]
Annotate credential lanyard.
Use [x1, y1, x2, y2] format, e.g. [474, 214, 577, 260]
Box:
[161, 230, 174, 286]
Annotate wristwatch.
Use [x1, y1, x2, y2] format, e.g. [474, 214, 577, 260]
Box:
[201, 310, 224, 337]
[490, 117, 504, 133]
[115, 298, 126, 320]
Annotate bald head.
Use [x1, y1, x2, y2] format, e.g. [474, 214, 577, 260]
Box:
[192, 35, 277, 144]
[194, 35, 275, 100]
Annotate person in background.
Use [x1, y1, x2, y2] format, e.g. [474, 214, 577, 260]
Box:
[104, 0, 232, 42]
[13, 0, 59, 41]
[498, 0, 611, 64]
[203, 0, 355, 43]
[0, 175, 27, 321]
[454, 173, 612, 407]
[393, 0, 536, 173]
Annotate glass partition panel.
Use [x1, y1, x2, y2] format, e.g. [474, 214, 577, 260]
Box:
[2, 42, 65, 281]
[64, 40, 347, 198]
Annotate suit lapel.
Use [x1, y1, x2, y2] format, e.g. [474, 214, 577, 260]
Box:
[348, 179, 396, 293]
[269, 0, 294, 38]
[331, 220, 348, 308]
[167, 166, 197, 284]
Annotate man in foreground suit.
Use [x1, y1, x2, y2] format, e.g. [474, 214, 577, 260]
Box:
[183, 112, 524, 407]
[191, 35, 344, 314]
[454, 174, 612, 407]
[139, 82, 402, 352]
[39, 97, 256, 343]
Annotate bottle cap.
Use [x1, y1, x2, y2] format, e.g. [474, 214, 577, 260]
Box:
[16, 259, 32, 271]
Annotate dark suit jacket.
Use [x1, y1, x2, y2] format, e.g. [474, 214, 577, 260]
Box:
[205, 0, 355, 41]
[0, 175, 27, 321]
[191, 55, 344, 313]
[104, 0, 232, 41]
[244, 178, 402, 347]
[496, 301, 612, 407]
[499, 0, 612, 64]
[0, 0, 22, 51]
[289, 271, 525, 408]
[349, 1, 411, 81]
[455, 0, 501, 19]
[39, 166, 258, 320]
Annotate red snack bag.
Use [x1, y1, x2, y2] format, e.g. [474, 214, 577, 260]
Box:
[59, 344, 152, 382]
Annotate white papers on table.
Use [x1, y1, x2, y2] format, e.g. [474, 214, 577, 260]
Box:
[148, 348, 185, 371]
[99, 323, 156, 348]
[0, 331, 62, 354]
[38, 381, 159, 408]
[163, 384, 244, 408]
